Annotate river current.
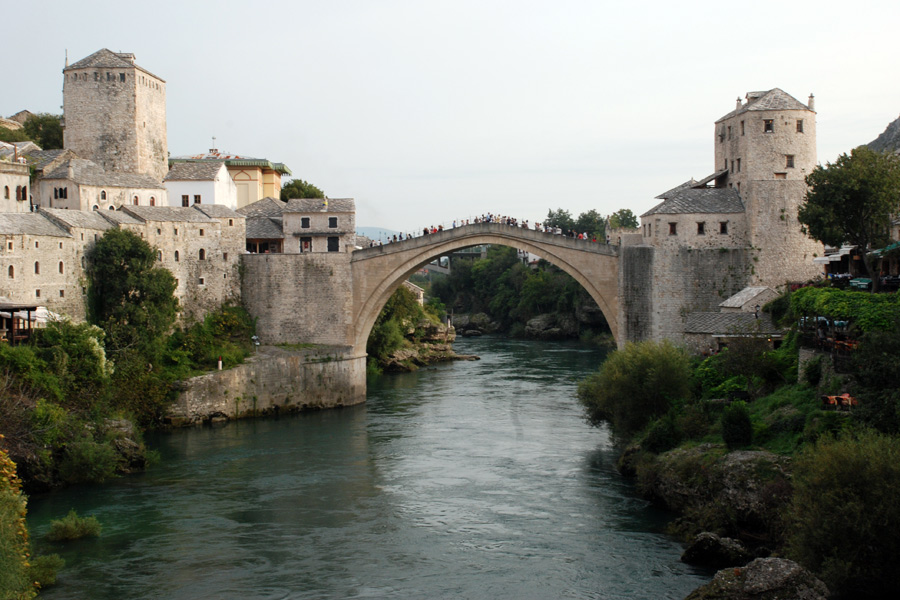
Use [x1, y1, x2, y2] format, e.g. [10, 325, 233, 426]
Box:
[27, 337, 710, 599]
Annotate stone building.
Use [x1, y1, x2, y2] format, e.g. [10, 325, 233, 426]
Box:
[38, 158, 167, 211]
[628, 89, 823, 344]
[62, 49, 168, 181]
[0, 161, 30, 213]
[169, 149, 291, 208]
[283, 198, 356, 254]
[164, 161, 238, 209]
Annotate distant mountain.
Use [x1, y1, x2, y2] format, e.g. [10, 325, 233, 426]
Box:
[356, 226, 402, 241]
[868, 114, 900, 153]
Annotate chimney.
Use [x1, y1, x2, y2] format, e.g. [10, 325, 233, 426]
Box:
[736, 97, 742, 111]
[808, 93, 815, 112]
[67, 161, 74, 180]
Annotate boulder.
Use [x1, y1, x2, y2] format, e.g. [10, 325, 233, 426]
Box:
[682, 532, 754, 569]
[683, 558, 828, 600]
[525, 313, 567, 339]
[575, 302, 607, 326]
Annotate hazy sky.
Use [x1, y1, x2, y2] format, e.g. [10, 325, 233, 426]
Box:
[3, 0, 899, 231]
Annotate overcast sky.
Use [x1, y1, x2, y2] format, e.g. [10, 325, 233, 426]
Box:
[3, 0, 899, 232]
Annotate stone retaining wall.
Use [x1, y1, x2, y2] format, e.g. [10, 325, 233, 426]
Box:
[167, 345, 366, 426]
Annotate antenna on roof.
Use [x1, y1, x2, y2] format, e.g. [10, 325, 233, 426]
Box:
[65, 49, 68, 67]
[211, 136, 217, 154]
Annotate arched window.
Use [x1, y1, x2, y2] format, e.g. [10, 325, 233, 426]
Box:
[108, 205, 116, 210]
[59, 261, 64, 274]
[92, 205, 99, 211]
[34, 261, 40, 275]
[199, 249, 206, 261]
[7, 265, 13, 279]
[3, 186, 9, 199]
[150, 197, 156, 206]
[21, 186, 26, 201]
[133, 196, 139, 205]
[100, 190, 107, 200]
[157, 251, 162, 261]
[15, 186, 21, 201]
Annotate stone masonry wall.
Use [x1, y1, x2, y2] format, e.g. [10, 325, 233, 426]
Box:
[167, 346, 366, 425]
[241, 253, 355, 347]
[619, 245, 654, 344]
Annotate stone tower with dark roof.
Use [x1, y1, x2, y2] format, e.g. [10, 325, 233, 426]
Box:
[63, 49, 168, 181]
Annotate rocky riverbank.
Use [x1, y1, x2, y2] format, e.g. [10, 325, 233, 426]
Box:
[452, 302, 610, 341]
[381, 318, 479, 372]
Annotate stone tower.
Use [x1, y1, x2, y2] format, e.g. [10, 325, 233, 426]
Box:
[714, 89, 821, 285]
[63, 49, 168, 181]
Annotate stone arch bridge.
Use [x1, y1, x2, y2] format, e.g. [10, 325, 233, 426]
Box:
[241, 223, 639, 403]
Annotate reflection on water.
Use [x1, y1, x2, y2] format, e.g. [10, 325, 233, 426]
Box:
[28, 337, 710, 599]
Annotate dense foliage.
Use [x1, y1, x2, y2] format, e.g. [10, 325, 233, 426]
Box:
[577, 340, 691, 434]
[799, 146, 900, 283]
[791, 286, 900, 332]
[0, 442, 34, 599]
[788, 431, 900, 598]
[608, 208, 638, 229]
[46, 510, 102, 542]
[280, 178, 325, 200]
[851, 320, 900, 434]
[366, 285, 445, 372]
[0, 114, 63, 149]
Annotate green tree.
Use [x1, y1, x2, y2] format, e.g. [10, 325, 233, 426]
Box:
[852, 319, 900, 434]
[544, 208, 575, 231]
[788, 430, 900, 597]
[574, 209, 605, 240]
[578, 340, 691, 434]
[281, 178, 325, 200]
[22, 113, 63, 149]
[798, 146, 900, 287]
[85, 228, 178, 359]
[0, 126, 31, 143]
[608, 208, 639, 229]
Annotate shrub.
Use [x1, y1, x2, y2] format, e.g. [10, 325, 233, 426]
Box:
[721, 401, 752, 449]
[46, 509, 102, 542]
[0, 443, 35, 599]
[58, 440, 118, 484]
[577, 340, 691, 434]
[642, 412, 682, 454]
[26, 554, 65, 588]
[787, 431, 900, 597]
[802, 355, 823, 387]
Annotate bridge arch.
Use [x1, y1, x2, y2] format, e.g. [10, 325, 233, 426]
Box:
[350, 223, 620, 355]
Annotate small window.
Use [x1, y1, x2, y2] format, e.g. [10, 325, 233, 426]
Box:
[228, 219, 234, 226]
[301, 217, 310, 229]
[108, 205, 115, 210]
[720, 222, 728, 234]
[34, 241, 39, 249]
[785, 155, 795, 168]
[327, 236, 340, 252]
[58, 261, 64, 274]
[35, 289, 40, 298]
[764, 119, 774, 133]
[6, 241, 11, 250]
[100, 190, 107, 200]
[199, 229, 204, 236]
[198, 277, 205, 285]
[697, 222, 705, 235]
[223, 252, 228, 261]
[796, 119, 804, 133]
[199, 249, 206, 260]
[92, 205, 99, 211]
[3, 186, 8, 199]
[34, 262, 40, 274]
[727, 125, 732, 139]
[740, 120, 745, 136]
[668, 222, 677, 236]
[730, 160, 734, 173]
[737, 182, 741, 193]
[119, 72, 125, 82]
[7, 265, 13, 278]
[150, 197, 156, 206]
[133, 196, 139, 205]
[59, 290, 65, 298]
[182, 195, 189, 207]
[194, 194, 201, 204]
[736, 158, 741, 173]
[328, 217, 338, 228]
[157, 251, 162, 261]
[174, 250, 180, 262]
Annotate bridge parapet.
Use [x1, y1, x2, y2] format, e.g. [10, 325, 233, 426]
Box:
[354, 222, 618, 260]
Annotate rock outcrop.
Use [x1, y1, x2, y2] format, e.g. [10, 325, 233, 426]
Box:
[682, 532, 755, 569]
[683, 558, 828, 600]
[868, 114, 900, 154]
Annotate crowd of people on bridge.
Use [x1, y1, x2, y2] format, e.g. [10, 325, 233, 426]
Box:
[366, 213, 613, 248]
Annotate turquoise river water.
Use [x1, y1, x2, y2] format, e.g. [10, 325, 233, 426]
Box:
[27, 337, 711, 599]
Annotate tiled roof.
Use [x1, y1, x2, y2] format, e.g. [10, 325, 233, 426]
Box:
[246, 217, 283, 239]
[99, 210, 143, 225]
[0, 141, 42, 159]
[39, 208, 114, 231]
[716, 88, 811, 123]
[169, 151, 291, 175]
[122, 206, 216, 223]
[65, 49, 164, 82]
[641, 188, 744, 217]
[237, 197, 287, 217]
[44, 159, 164, 189]
[0, 213, 70, 237]
[192, 204, 243, 219]
[685, 312, 781, 335]
[164, 161, 225, 181]
[655, 179, 697, 200]
[719, 287, 776, 309]
[284, 198, 355, 213]
[22, 149, 75, 171]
